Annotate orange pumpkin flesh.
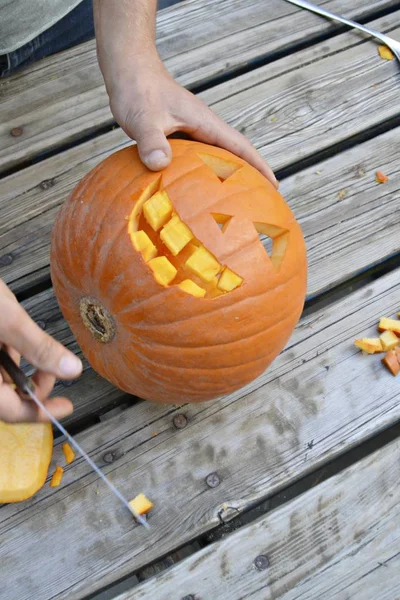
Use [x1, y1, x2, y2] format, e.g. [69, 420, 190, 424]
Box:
[51, 140, 307, 403]
[0, 422, 53, 503]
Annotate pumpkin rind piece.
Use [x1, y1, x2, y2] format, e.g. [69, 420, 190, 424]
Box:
[185, 245, 221, 282]
[143, 190, 173, 231]
[380, 330, 399, 351]
[378, 317, 400, 335]
[129, 493, 153, 515]
[50, 466, 64, 488]
[0, 422, 53, 503]
[131, 230, 157, 262]
[178, 279, 206, 298]
[354, 338, 383, 354]
[148, 256, 177, 286]
[160, 215, 193, 256]
[217, 267, 243, 292]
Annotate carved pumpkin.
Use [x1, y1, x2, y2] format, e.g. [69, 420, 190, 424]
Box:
[51, 140, 307, 403]
[0, 423, 53, 502]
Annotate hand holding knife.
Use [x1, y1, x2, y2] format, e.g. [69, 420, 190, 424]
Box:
[0, 347, 150, 529]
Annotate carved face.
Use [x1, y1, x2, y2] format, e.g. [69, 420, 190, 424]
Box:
[51, 140, 307, 403]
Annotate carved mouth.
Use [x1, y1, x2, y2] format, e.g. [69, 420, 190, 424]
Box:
[128, 153, 289, 299]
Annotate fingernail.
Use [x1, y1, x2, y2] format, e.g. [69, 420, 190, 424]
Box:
[59, 354, 82, 377]
[146, 150, 169, 169]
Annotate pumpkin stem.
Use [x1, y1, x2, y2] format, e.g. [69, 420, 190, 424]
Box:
[79, 298, 115, 343]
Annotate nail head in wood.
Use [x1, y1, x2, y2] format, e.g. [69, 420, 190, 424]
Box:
[254, 555, 269, 571]
[103, 452, 116, 464]
[0, 254, 13, 267]
[206, 472, 220, 488]
[173, 414, 188, 429]
[10, 127, 23, 137]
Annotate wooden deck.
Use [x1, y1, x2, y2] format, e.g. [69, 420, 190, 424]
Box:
[0, 1, 399, 599]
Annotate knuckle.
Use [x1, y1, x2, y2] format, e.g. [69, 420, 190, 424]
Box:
[34, 335, 56, 368]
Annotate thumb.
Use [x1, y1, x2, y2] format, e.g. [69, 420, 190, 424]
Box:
[133, 121, 172, 171]
[1, 299, 82, 380]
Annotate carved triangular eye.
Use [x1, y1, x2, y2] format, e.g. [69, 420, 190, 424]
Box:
[198, 153, 241, 181]
[254, 222, 289, 272]
[211, 213, 233, 233]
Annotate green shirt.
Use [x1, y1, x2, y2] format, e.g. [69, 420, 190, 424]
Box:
[0, 0, 83, 54]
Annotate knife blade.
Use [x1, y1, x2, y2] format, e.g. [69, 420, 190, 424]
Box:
[0, 347, 150, 529]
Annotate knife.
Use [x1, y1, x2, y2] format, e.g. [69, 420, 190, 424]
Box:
[0, 347, 150, 529]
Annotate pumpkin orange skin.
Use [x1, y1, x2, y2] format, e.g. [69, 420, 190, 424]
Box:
[50, 140, 307, 403]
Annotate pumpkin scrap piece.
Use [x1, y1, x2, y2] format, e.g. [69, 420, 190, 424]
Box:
[160, 215, 193, 256]
[378, 45, 394, 61]
[378, 317, 400, 335]
[129, 493, 154, 516]
[178, 279, 206, 298]
[354, 338, 383, 354]
[50, 466, 64, 488]
[186, 245, 221, 282]
[131, 230, 157, 262]
[380, 330, 399, 351]
[217, 267, 243, 292]
[0, 423, 53, 503]
[143, 190, 173, 231]
[62, 442, 76, 465]
[382, 347, 400, 376]
[376, 170, 389, 184]
[148, 256, 177, 286]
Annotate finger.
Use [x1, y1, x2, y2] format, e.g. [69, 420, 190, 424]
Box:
[31, 370, 56, 401]
[0, 298, 82, 380]
[0, 383, 73, 423]
[179, 101, 278, 187]
[124, 110, 172, 171]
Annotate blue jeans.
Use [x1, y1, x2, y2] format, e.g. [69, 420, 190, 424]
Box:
[0, 0, 181, 77]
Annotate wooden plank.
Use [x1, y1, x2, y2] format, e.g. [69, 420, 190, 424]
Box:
[125, 438, 400, 600]
[0, 0, 397, 173]
[1, 267, 399, 600]
[2, 118, 398, 298]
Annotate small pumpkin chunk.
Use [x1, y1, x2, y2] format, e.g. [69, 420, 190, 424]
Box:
[217, 267, 243, 292]
[185, 246, 221, 282]
[62, 443, 75, 465]
[354, 338, 383, 354]
[148, 256, 177, 286]
[143, 191, 173, 231]
[378, 45, 394, 61]
[380, 330, 399, 351]
[129, 493, 153, 516]
[131, 230, 157, 262]
[382, 348, 400, 376]
[160, 215, 193, 256]
[178, 279, 206, 298]
[50, 466, 64, 488]
[378, 317, 400, 335]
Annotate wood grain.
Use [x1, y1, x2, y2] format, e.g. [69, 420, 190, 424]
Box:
[0, 1, 397, 173]
[125, 438, 400, 600]
[1, 268, 399, 599]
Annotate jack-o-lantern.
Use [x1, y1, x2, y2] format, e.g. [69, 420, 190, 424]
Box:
[51, 140, 307, 403]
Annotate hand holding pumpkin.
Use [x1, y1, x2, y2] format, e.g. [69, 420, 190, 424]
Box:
[0, 279, 82, 423]
[93, 0, 278, 186]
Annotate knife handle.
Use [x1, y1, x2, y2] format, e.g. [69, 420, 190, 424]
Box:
[0, 348, 34, 393]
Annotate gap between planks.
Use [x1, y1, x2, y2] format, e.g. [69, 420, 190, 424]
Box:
[118, 435, 400, 600]
[0, 267, 399, 599]
[0, 0, 398, 174]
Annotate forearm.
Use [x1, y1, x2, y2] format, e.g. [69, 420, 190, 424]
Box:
[93, 0, 160, 93]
